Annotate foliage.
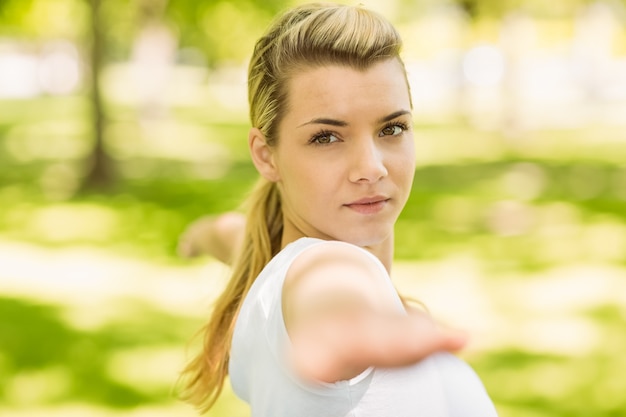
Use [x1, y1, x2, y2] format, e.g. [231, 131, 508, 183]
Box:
[0, 0, 88, 39]
[0, 0, 286, 64]
[1, 1, 626, 415]
[165, 0, 286, 66]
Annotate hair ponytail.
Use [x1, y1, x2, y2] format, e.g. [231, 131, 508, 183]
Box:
[177, 178, 282, 412]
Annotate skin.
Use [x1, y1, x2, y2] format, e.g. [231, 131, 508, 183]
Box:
[251, 59, 416, 270]
[248, 59, 467, 382]
[178, 59, 468, 382]
[177, 212, 245, 263]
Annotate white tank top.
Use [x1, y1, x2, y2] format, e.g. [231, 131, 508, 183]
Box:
[230, 238, 498, 417]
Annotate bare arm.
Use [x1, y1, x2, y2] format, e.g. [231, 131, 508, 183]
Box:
[177, 212, 246, 265]
[283, 242, 467, 383]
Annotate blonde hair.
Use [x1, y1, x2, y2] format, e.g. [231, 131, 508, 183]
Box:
[178, 3, 407, 412]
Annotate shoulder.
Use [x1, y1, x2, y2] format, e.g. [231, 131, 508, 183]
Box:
[287, 240, 385, 289]
[282, 240, 400, 328]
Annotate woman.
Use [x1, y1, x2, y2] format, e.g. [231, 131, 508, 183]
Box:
[179, 3, 498, 416]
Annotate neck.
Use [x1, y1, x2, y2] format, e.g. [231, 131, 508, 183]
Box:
[281, 218, 395, 274]
[363, 236, 394, 274]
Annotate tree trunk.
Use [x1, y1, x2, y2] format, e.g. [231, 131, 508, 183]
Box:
[82, 0, 114, 190]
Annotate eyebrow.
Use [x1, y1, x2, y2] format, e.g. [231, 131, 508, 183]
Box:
[297, 109, 411, 128]
[378, 110, 412, 124]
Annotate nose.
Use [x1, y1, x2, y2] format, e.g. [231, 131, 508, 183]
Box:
[348, 138, 388, 183]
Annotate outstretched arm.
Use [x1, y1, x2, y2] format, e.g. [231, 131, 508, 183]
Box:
[177, 212, 245, 265]
[283, 241, 467, 383]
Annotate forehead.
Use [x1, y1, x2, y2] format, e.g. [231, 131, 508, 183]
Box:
[284, 59, 411, 122]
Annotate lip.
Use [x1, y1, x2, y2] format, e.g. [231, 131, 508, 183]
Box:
[347, 196, 389, 205]
[344, 196, 390, 214]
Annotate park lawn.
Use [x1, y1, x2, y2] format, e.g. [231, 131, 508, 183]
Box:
[1, 96, 625, 416]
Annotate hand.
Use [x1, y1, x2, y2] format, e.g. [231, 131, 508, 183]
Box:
[177, 215, 217, 259]
[177, 212, 246, 264]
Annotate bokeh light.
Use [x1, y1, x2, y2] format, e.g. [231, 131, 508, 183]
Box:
[463, 45, 505, 87]
[1, 0, 626, 416]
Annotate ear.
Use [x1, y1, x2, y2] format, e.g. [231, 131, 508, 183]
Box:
[249, 128, 280, 182]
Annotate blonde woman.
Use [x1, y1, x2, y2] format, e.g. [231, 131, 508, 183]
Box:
[178, 3, 498, 416]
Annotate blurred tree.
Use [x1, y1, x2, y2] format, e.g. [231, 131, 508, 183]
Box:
[0, 0, 287, 191]
[0, 0, 113, 189]
[82, 0, 113, 190]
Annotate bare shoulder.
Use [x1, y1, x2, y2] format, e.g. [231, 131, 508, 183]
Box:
[282, 241, 399, 330]
[281, 240, 467, 383]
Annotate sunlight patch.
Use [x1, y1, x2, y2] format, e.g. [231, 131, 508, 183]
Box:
[105, 346, 185, 395]
[4, 121, 90, 162]
[4, 366, 72, 406]
[513, 317, 601, 355]
[28, 204, 118, 242]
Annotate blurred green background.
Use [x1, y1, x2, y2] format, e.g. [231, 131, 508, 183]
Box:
[1, 0, 625, 416]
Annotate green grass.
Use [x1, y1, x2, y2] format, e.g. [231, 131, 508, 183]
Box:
[1, 95, 625, 416]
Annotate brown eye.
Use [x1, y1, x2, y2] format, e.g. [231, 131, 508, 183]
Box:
[311, 132, 339, 145]
[317, 134, 333, 143]
[380, 125, 403, 136]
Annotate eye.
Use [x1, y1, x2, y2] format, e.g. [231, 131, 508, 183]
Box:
[310, 131, 340, 145]
[380, 123, 407, 137]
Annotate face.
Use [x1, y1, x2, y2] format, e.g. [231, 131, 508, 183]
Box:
[251, 59, 415, 250]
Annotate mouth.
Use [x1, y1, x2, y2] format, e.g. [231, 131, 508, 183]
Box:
[344, 196, 390, 214]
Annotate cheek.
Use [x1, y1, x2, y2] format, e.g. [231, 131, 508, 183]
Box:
[282, 162, 343, 209]
[278, 156, 321, 193]
[394, 162, 416, 192]
[391, 142, 416, 183]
